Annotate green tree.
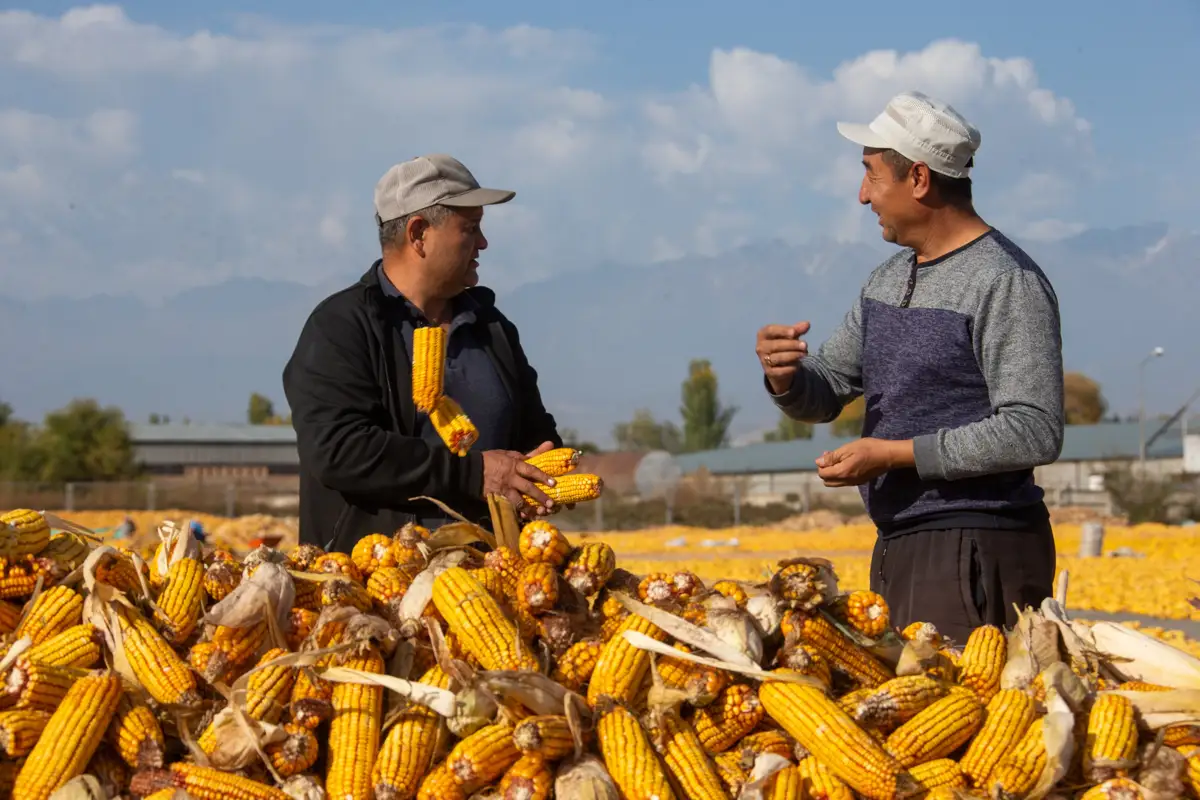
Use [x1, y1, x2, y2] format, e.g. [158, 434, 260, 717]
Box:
[0, 400, 11, 427]
[832, 395, 865, 438]
[248, 392, 275, 424]
[148, 412, 171, 425]
[31, 398, 138, 483]
[764, 411, 814, 442]
[613, 409, 682, 453]
[679, 359, 737, 452]
[0, 403, 40, 480]
[1064, 371, 1107, 425]
[560, 428, 601, 454]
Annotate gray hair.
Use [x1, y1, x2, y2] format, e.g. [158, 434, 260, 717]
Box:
[377, 204, 454, 250]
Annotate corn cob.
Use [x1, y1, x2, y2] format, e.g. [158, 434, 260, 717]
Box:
[415, 765, 467, 800]
[442, 721, 522, 793]
[432, 566, 538, 672]
[154, 556, 205, 644]
[518, 520, 572, 567]
[372, 664, 451, 800]
[0, 709, 50, 758]
[37, 533, 90, 578]
[831, 589, 890, 639]
[714, 750, 749, 796]
[759, 675, 909, 800]
[351, 533, 398, 576]
[987, 716, 1050, 798]
[322, 576, 374, 612]
[129, 762, 289, 800]
[203, 558, 241, 602]
[773, 561, 835, 611]
[647, 710, 731, 800]
[512, 714, 576, 760]
[563, 541, 617, 596]
[86, 744, 128, 797]
[958, 687, 1037, 787]
[524, 446, 581, 477]
[10, 671, 122, 800]
[711, 580, 750, 607]
[658, 642, 731, 707]
[1083, 693, 1139, 782]
[0, 599, 22, 633]
[265, 722, 319, 777]
[0, 509, 50, 559]
[312, 551, 362, 582]
[694, 684, 766, 754]
[956, 624, 1006, 705]
[587, 612, 669, 707]
[412, 324, 446, 413]
[783, 610, 893, 689]
[116, 604, 201, 706]
[853, 674, 949, 729]
[522, 472, 603, 509]
[390, 522, 430, 572]
[595, 704, 676, 800]
[908, 758, 966, 791]
[22, 622, 102, 669]
[430, 395, 478, 456]
[4, 659, 91, 712]
[94, 551, 142, 594]
[775, 643, 833, 689]
[1077, 778, 1147, 799]
[765, 764, 801, 799]
[483, 546, 528, 597]
[795, 756, 854, 799]
[498, 752, 554, 800]
[15, 586, 83, 646]
[325, 647, 386, 800]
[516, 561, 560, 615]
[551, 637, 603, 693]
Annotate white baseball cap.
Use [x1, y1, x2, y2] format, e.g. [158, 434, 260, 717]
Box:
[374, 154, 515, 224]
[836, 91, 981, 179]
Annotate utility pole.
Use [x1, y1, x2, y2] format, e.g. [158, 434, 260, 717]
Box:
[1139, 346, 1165, 464]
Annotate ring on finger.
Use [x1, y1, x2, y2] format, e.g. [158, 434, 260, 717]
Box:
[764, 353, 773, 367]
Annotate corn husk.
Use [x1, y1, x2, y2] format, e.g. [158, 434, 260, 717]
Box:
[553, 754, 620, 800]
[736, 753, 792, 800]
[48, 776, 106, 800]
[615, 592, 759, 669]
[1027, 689, 1077, 800]
[282, 775, 327, 800]
[1091, 621, 1200, 690]
[1001, 606, 1063, 691]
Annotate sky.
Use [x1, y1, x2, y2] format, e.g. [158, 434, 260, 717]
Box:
[2, 1, 1197, 305]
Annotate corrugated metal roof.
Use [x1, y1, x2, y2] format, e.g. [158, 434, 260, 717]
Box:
[673, 422, 1184, 476]
[129, 423, 297, 444]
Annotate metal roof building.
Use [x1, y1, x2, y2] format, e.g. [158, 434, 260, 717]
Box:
[129, 423, 299, 477]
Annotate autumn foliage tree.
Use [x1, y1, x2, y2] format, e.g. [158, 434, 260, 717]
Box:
[1063, 372, 1107, 424]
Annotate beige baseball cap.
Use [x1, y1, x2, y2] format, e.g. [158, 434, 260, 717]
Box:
[373, 154, 515, 224]
[836, 91, 981, 179]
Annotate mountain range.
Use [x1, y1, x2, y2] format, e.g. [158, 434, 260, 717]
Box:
[1, 222, 1195, 448]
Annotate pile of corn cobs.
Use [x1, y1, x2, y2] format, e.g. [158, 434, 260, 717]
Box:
[0, 505, 1198, 800]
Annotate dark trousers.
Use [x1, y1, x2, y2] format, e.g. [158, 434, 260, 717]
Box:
[869, 521, 1056, 646]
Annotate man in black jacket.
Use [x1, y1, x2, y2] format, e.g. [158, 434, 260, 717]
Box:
[283, 154, 563, 552]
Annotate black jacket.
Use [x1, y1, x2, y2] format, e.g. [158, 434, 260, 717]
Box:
[282, 263, 562, 552]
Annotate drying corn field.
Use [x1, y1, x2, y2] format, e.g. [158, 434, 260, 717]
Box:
[5, 502, 1200, 800]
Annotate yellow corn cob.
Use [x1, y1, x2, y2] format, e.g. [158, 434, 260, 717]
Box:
[1077, 778, 1147, 799]
[197, 647, 295, 753]
[884, 689, 984, 767]
[469, 566, 508, 605]
[292, 575, 322, 610]
[15, 586, 83, 646]
[595, 703, 676, 800]
[265, 722, 319, 778]
[987, 717, 1050, 798]
[524, 446, 582, 477]
[759, 675, 909, 800]
[1117, 680, 1171, 692]
[775, 643, 833, 689]
[351, 533, 398, 576]
[0, 509, 51, 559]
[550, 637, 604, 693]
[714, 750, 749, 796]
[367, 566, 412, 605]
[518, 520, 572, 567]
[853, 674, 948, 729]
[1175, 747, 1200, 797]
[4, 659, 91, 712]
[0, 709, 51, 758]
[648, 710, 730, 800]
[107, 693, 164, 769]
[0, 599, 22, 633]
[516, 561, 560, 615]
[94, 551, 142, 595]
[1084, 693, 1139, 782]
[290, 655, 336, 730]
[23, 623, 102, 669]
[909, 758, 966, 791]
[658, 642, 732, 707]
[154, 556, 205, 644]
[833, 589, 891, 639]
[203, 558, 241, 602]
[443, 721, 523, 794]
[430, 395, 478, 456]
[116, 604, 200, 706]
[372, 664, 451, 800]
[1163, 724, 1200, 747]
[312, 550, 362, 582]
[129, 762, 289, 799]
[286, 608, 319, 650]
[958, 687, 1037, 787]
[431, 566, 538, 672]
[783, 610, 893, 689]
[773, 561, 836, 611]
[482, 546, 528, 597]
[10, 671, 122, 800]
[512, 714, 576, 760]
[37, 532, 90, 578]
[415, 765, 467, 800]
[206, 620, 270, 676]
[322, 577, 374, 612]
[795, 756, 854, 799]
[498, 752, 554, 800]
[390, 522, 430, 572]
[694, 684, 766, 754]
[956, 624, 1006, 705]
[326, 647, 386, 800]
[284, 543, 323, 571]
[764, 764, 800, 800]
[711, 580, 750, 607]
[412, 324, 447, 412]
[522, 472, 603, 509]
[562, 541, 616, 597]
[587, 612, 669, 707]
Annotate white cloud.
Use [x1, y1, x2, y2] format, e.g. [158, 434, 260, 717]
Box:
[0, 8, 1111, 300]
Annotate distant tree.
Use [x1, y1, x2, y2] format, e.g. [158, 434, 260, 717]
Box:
[560, 428, 601, 455]
[613, 409, 682, 453]
[1063, 372, 1107, 424]
[831, 395, 865, 438]
[30, 398, 138, 483]
[148, 412, 171, 425]
[0, 404, 39, 480]
[764, 411, 814, 442]
[248, 393, 275, 425]
[679, 359, 737, 452]
[0, 400, 11, 428]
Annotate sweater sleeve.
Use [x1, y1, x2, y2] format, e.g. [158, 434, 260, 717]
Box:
[912, 267, 1065, 480]
[768, 293, 865, 423]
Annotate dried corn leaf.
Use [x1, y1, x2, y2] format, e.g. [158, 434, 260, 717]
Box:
[615, 591, 759, 668]
[736, 752, 792, 800]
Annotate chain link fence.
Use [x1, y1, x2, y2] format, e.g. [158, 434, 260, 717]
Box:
[0, 481, 299, 518]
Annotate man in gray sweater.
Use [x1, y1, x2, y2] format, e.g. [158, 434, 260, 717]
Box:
[757, 91, 1065, 643]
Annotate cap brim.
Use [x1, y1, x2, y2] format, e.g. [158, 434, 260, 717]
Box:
[440, 187, 515, 208]
[836, 121, 890, 149]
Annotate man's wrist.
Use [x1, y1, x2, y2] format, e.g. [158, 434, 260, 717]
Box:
[884, 439, 915, 470]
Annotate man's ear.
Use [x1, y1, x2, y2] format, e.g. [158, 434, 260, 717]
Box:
[407, 215, 429, 254]
[910, 162, 933, 200]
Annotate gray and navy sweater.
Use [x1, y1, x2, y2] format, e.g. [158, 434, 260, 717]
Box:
[772, 229, 1065, 536]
